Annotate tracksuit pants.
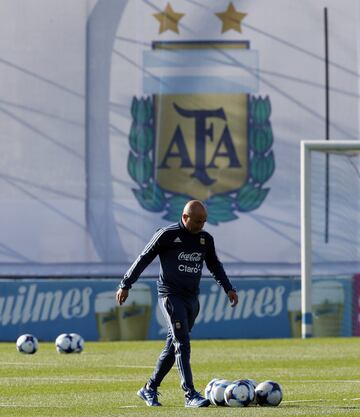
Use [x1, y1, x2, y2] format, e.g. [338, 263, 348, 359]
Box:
[147, 294, 200, 395]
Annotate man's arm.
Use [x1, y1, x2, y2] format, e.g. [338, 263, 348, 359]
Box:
[205, 235, 238, 307]
[116, 229, 164, 305]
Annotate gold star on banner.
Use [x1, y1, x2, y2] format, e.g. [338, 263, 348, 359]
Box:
[153, 3, 185, 34]
[215, 2, 247, 33]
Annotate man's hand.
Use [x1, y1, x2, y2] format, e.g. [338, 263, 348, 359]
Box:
[227, 289, 238, 307]
[116, 288, 129, 305]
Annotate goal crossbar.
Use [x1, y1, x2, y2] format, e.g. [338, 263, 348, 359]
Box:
[300, 140, 360, 338]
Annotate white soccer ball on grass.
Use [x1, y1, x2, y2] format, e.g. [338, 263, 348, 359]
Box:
[55, 333, 84, 354]
[55, 333, 74, 353]
[255, 380, 283, 406]
[209, 379, 232, 406]
[16, 334, 38, 354]
[233, 378, 258, 405]
[224, 379, 255, 407]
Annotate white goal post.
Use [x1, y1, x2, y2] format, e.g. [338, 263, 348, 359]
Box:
[300, 140, 360, 338]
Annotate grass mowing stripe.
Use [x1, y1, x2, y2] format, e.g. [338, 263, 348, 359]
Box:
[1, 377, 141, 382]
[0, 404, 68, 408]
[5, 377, 360, 383]
[0, 362, 155, 368]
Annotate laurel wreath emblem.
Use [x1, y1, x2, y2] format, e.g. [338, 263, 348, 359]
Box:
[127, 96, 275, 225]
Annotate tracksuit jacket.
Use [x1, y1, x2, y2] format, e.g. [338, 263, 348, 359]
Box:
[120, 220, 234, 297]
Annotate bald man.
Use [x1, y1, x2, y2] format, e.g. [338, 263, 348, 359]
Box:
[116, 200, 238, 408]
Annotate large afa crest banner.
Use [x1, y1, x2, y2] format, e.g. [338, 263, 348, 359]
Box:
[0, 0, 359, 275]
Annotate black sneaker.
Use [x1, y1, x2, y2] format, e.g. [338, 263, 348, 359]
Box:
[185, 391, 210, 408]
[137, 385, 162, 406]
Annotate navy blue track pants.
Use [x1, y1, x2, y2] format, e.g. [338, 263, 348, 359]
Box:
[148, 294, 200, 395]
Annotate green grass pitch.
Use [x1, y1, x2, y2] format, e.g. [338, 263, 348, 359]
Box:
[1, 337, 359, 416]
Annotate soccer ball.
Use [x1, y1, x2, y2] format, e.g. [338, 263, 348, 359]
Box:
[233, 379, 258, 405]
[255, 380, 283, 406]
[209, 379, 232, 406]
[69, 333, 84, 353]
[224, 380, 255, 407]
[16, 334, 38, 354]
[55, 333, 75, 353]
[204, 378, 219, 400]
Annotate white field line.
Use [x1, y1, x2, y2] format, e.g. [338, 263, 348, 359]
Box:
[283, 399, 328, 403]
[284, 380, 360, 383]
[283, 398, 360, 404]
[118, 406, 140, 409]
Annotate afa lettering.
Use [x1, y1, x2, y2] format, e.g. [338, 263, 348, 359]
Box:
[158, 103, 241, 185]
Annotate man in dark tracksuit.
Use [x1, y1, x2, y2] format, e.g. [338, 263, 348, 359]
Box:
[116, 200, 238, 408]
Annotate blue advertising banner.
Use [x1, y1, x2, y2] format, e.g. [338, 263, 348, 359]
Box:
[0, 277, 352, 341]
[151, 277, 352, 339]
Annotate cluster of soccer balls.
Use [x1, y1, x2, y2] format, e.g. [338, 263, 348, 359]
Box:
[15, 333, 84, 354]
[205, 378, 283, 407]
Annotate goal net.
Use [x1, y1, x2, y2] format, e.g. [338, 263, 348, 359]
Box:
[301, 140, 360, 338]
